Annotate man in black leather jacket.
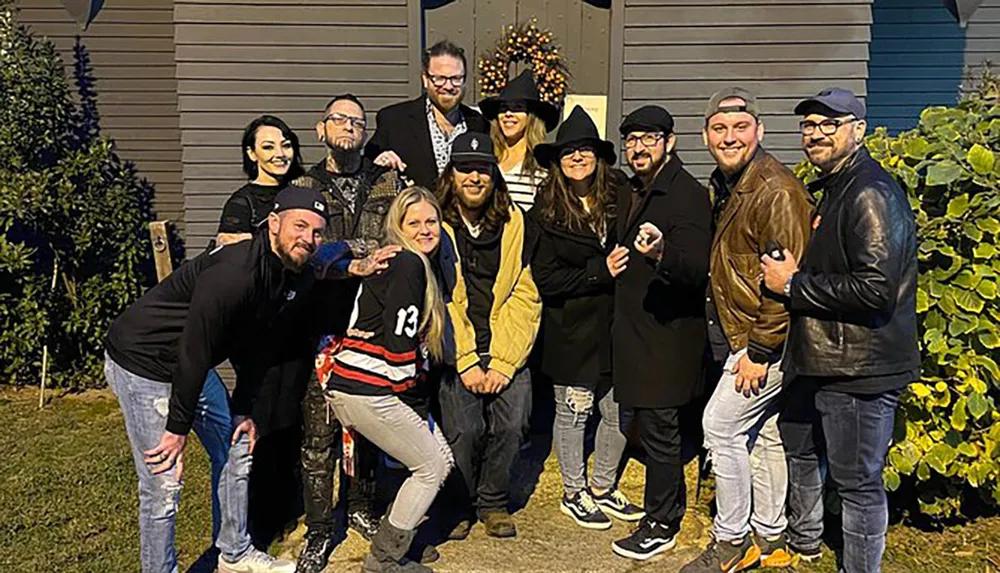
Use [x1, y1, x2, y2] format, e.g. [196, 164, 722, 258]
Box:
[761, 88, 918, 573]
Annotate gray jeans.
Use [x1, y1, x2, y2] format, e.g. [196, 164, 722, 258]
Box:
[703, 349, 788, 542]
[553, 382, 630, 496]
[324, 391, 453, 530]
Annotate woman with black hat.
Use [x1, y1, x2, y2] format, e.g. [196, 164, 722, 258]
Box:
[529, 106, 644, 530]
[479, 69, 560, 210]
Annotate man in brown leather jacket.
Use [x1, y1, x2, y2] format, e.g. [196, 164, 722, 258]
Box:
[680, 88, 813, 573]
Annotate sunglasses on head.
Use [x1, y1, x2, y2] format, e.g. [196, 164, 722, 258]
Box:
[498, 101, 529, 114]
[454, 162, 493, 174]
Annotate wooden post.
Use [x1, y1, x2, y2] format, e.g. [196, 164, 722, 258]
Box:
[39, 255, 59, 408]
[148, 221, 173, 283]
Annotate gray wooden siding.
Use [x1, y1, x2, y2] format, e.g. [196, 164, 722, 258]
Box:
[175, 0, 423, 253]
[966, 0, 1000, 72]
[425, 0, 612, 101]
[15, 0, 183, 233]
[609, 0, 873, 180]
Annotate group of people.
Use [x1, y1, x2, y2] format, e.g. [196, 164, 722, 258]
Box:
[104, 39, 918, 573]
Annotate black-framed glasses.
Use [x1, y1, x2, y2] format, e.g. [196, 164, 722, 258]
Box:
[623, 133, 664, 149]
[498, 101, 529, 114]
[426, 73, 466, 88]
[799, 117, 856, 136]
[324, 113, 366, 130]
[559, 146, 596, 160]
[454, 162, 493, 174]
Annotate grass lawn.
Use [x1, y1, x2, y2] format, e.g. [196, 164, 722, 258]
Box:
[2, 386, 1000, 572]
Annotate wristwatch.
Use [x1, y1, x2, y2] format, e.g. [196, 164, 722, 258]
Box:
[783, 273, 795, 298]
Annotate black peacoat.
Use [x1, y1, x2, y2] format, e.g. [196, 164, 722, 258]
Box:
[364, 95, 489, 190]
[527, 193, 619, 388]
[612, 156, 712, 408]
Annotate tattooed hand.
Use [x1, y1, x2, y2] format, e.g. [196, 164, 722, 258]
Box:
[347, 245, 402, 277]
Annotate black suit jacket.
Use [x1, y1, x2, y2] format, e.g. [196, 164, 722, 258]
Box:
[364, 95, 489, 189]
[612, 156, 713, 408]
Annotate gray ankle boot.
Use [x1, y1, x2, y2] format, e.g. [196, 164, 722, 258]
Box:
[361, 518, 433, 573]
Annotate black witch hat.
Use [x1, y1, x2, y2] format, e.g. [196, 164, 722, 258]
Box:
[533, 106, 616, 166]
[479, 69, 561, 132]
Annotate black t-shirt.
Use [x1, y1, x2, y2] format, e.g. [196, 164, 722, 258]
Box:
[217, 182, 283, 233]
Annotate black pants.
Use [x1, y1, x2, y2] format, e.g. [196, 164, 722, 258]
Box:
[301, 377, 378, 534]
[248, 425, 302, 545]
[635, 406, 686, 528]
[437, 369, 531, 514]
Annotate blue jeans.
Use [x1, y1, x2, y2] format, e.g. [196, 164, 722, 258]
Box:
[703, 350, 787, 542]
[779, 377, 900, 573]
[105, 355, 254, 573]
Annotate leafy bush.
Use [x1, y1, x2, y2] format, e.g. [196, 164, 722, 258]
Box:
[0, 2, 158, 388]
[795, 69, 1000, 518]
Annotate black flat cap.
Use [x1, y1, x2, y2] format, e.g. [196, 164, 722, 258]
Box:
[619, 105, 675, 136]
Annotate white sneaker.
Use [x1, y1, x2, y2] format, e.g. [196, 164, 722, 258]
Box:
[218, 548, 296, 573]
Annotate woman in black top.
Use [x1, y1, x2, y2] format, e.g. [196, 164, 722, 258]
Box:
[215, 115, 305, 246]
[529, 108, 644, 530]
[315, 186, 453, 573]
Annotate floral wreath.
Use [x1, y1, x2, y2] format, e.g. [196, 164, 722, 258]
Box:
[478, 19, 570, 107]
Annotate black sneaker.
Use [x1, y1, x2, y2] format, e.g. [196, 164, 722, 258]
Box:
[679, 536, 760, 573]
[589, 488, 645, 522]
[789, 542, 823, 563]
[757, 533, 794, 568]
[611, 517, 678, 560]
[295, 532, 336, 573]
[560, 490, 612, 530]
[348, 507, 380, 541]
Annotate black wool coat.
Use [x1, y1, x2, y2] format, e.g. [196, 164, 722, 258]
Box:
[527, 195, 618, 388]
[364, 95, 490, 190]
[612, 156, 712, 408]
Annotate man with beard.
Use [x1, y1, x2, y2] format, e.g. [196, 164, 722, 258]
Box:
[365, 40, 489, 189]
[436, 132, 541, 539]
[104, 187, 393, 573]
[292, 94, 404, 572]
[680, 88, 812, 573]
[607, 106, 712, 561]
[762, 88, 918, 572]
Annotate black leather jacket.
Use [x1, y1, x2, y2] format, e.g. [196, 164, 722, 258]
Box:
[781, 148, 919, 381]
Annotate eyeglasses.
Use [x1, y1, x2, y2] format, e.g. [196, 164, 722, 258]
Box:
[559, 146, 596, 160]
[324, 113, 366, 130]
[624, 133, 664, 149]
[454, 162, 493, 174]
[426, 74, 466, 88]
[498, 102, 529, 114]
[799, 117, 856, 136]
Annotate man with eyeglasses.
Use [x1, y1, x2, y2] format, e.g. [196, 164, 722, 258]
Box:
[292, 93, 405, 572]
[607, 105, 712, 561]
[435, 131, 541, 541]
[365, 40, 489, 189]
[761, 88, 918, 572]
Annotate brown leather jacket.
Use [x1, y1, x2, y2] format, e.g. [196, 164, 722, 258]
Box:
[709, 149, 814, 360]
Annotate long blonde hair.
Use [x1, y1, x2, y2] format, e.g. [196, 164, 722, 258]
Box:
[491, 113, 547, 180]
[385, 186, 447, 362]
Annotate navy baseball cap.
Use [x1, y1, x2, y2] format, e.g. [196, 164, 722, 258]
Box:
[271, 186, 329, 219]
[794, 87, 866, 120]
[450, 132, 496, 165]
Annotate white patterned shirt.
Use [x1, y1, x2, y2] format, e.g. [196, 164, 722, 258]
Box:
[426, 98, 468, 176]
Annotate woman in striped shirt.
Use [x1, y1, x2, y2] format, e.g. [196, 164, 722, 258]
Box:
[315, 186, 453, 573]
[479, 69, 560, 210]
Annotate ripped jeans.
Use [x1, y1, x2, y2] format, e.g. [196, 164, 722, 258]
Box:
[552, 382, 631, 496]
[105, 354, 253, 573]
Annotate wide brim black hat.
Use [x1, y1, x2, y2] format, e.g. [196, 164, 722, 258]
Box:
[479, 69, 561, 132]
[533, 105, 616, 167]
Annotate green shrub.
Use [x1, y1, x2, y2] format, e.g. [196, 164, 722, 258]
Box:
[796, 69, 1000, 518]
[0, 2, 157, 388]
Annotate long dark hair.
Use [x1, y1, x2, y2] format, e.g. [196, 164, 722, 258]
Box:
[436, 162, 512, 235]
[539, 159, 622, 235]
[240, 115, 304, 181]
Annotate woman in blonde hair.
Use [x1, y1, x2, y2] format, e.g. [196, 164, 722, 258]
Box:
[479, 69, 559, 210]
[315, 186, 454, 573]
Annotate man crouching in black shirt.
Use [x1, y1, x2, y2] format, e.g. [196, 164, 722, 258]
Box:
[104, 187, 396, 573]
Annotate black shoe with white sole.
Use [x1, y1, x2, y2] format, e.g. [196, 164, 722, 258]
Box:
[561, 490, 612, 530]
[611, 517, 678, 561]
[590, 488, 645, 522]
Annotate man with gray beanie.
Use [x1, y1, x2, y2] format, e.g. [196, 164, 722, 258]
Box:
[680, 88, 812, 573]
[762, 88, 918, 572]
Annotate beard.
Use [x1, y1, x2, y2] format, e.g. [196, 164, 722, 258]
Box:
[456, 181, 492, 210]
[276, 237, 313, 270]
[326, 138, 362, 169]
